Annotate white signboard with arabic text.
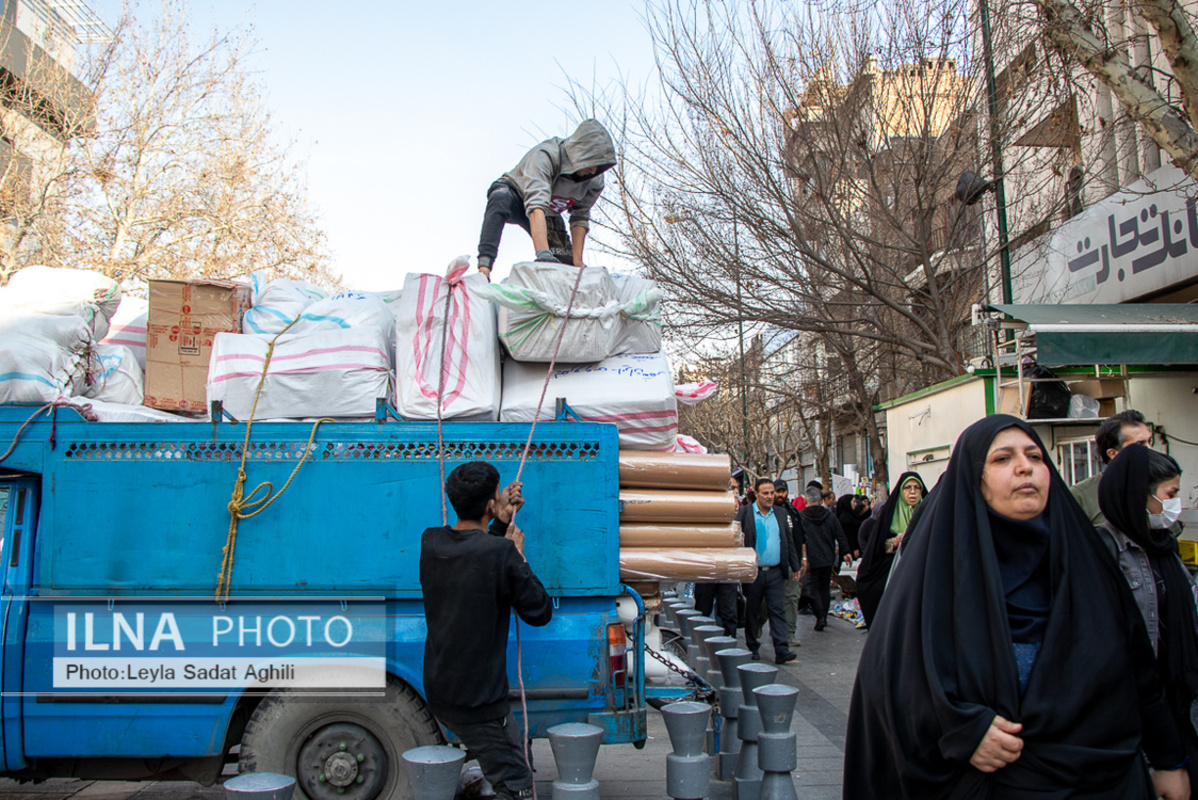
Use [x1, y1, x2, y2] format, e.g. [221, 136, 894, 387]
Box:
[1012, 165, 1198, 304]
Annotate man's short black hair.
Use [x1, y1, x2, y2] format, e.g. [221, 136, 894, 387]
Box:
[806, 480, 823, 490]
[773, 479, 789, 494]
[1095, 409, 1148, 464]
[445, 461, 500, 522]
[754, 477, 774, 491]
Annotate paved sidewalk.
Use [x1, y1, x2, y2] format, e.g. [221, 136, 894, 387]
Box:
[0, 612, 865, 800]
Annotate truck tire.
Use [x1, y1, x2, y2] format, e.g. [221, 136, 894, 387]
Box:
[239, 675, 444, 800]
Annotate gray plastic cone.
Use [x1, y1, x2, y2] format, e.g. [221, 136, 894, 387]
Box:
[548, 723, 603, 800]
[224, 772, 296, 800]
[402, 746, 466, 800]
[664, 701, 713, 800]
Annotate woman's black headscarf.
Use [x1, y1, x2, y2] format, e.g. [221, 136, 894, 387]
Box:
[856, 471, 927, 627]
[838, 493, 865, 554]
[1099, 444, 1198, 716]
[843, 416, 1181, 799]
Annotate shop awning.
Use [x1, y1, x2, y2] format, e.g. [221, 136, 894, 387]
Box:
[988, 304, 1198, 365]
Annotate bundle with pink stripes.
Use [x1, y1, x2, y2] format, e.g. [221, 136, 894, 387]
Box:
[500, 352, 678, 451]
[99, 296, 148, 369]
[206, 329, 391, 420]
[394, 257, 501, 420]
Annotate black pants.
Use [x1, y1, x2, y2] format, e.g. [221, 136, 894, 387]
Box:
[743, 567, 792, 658]
[444, 712, 531, 800]
[477, 181, 573, 264]
[809, 565, 833, 624]
[694, 583, 738, 637]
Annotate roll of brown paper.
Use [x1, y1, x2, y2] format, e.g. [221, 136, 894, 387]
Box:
[620, 522, 743, 548]
[619, 547, 758, 582]
[618, 451, 732, 491]
[619, 489, 738, 523]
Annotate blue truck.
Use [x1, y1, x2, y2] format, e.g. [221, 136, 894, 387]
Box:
[0, 405, 652, 799]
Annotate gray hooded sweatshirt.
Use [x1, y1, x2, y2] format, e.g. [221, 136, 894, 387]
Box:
[498, 119, 616, 231]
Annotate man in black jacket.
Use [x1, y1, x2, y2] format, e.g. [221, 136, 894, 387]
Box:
[420, 461, 553, 800]
[798, 485, 853, 631]
[737, 477, 803, 664]
[774, 480, 807, 647]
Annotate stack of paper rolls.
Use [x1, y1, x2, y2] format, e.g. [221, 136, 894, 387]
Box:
[617, 451, 756, 584]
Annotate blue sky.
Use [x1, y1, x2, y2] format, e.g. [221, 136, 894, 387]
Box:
[90, 1, 657, 289]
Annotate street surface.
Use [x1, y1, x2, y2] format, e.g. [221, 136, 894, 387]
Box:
[0, 611, 866, 800]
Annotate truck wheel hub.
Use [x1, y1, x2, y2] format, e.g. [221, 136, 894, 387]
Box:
[299, 722, 386, 799]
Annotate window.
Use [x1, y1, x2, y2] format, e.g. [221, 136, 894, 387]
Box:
[1057, 439, 1102, 485]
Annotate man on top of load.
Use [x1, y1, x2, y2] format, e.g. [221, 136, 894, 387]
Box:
[420, 462, 553, 800]
[475, 119, 617, 277]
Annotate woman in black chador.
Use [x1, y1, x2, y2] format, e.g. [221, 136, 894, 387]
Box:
[843, 416, 1188, 800]
[855, 472, 927, 627]
[1097, 445, 1198, 791]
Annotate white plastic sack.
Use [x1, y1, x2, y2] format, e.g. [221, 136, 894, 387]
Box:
[207, 329, 392, 420]
[0, 332, 82, 404]
[83, 344, 144, 405]
[100, 295, 149, 369]
[476, 262, 621, 363]
[287, 290, 397, 358]
[500, 352, 678, 451]
[0, 265, 121, 338]
[394, 258, 501, 421]
[0, 313, 94, 352]
[243, 274, 330, 335]
[611, 273, 663, 355]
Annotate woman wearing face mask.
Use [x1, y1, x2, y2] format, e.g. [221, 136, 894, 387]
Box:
[1097, 445, 1198, 789]
[844, 416, 1188, 799]
[856, 473, 927, 628]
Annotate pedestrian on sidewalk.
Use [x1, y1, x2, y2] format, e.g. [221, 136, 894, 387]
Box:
[737, 477, 803, 664]
[1096, 445, 1198, 790]
[420, 462, 554, 800]
[798, 485, 852, 631]
[856, 472, 927, 628]
[773, 479, 807, 647]
[844, 416, 1188, 800]
[475, 119, 616, 276]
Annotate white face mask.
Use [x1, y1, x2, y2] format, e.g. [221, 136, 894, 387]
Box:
[1148, 495, 1183, 529]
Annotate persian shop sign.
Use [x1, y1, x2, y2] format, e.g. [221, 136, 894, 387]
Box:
[1012, 164, 1198, 305]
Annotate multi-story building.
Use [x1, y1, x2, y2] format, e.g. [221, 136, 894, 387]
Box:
[0, 0, 105, 266]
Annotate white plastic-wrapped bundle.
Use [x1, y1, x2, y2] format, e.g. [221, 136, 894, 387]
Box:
[0, 332, 83, 404]
[500, 352, 678, 451]
[83, 344, 144, 405]
[287, 290, 397, 358]
[610, 273, 662, 355]
[99, 295, 149, 369]
[206, 329, 391, 420]
[0, 265, 121, 339]
[243, 274, 329, 335]
[77, 398, 185, 423]
[476, 262, 621, 363]
[0, 313, 94, 352]
[394, 258, 500, 420]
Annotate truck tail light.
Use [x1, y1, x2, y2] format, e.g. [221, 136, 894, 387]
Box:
[607, 623, 628, 688]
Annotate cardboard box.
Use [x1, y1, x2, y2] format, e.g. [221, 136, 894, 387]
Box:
[1069, 378, 1124, 400]
[144, 279, 251, 412]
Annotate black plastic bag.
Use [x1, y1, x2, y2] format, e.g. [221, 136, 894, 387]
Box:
[1026, 364, 1071, 419]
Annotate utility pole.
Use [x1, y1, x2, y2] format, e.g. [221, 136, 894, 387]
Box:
[734, 216, 749, 463]
[979, 0, 1014, 304]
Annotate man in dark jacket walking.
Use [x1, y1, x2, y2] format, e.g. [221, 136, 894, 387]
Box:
[773, 480, 807, 647]
[737, 478, 803, 664]
[476, 119, 617, 274]
[799, 485, 853, 631]
[420, 461, 553, 800]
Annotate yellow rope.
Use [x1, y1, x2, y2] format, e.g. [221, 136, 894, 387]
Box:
[215, 319, 333, 602]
